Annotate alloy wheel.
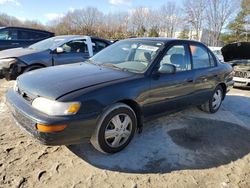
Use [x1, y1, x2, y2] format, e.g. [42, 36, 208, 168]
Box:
[212, 89, 222, 110]
[104, 113, 132, 148]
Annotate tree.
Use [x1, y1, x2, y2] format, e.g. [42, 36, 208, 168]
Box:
[178, 27, 190, 39]
[148, 27, 159, 37]
[222, 0, 250, 43]
[63, 7, 103, 35]
[159, 2, 181, 38]
[205, 0, 237, 46]
[183, 0, 207, 40]
[130, 7, 149, 36]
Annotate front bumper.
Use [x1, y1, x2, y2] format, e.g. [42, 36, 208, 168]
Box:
[233, 77, 250, 88]
[6, 89, 99, 145]
[0, 60, 27, 80]
[0, 66, 19, 80]
[0, 69, 4, 79]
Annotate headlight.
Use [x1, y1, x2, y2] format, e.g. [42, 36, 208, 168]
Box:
[32, 97, 81, 116]
[13, 81, 18, 92]
[0, 58, 16, 69]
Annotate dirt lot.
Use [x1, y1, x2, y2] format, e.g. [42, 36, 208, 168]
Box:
[0, 79, 250, 188]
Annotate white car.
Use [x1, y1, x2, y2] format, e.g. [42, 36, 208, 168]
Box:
[209, 47, 224, 62]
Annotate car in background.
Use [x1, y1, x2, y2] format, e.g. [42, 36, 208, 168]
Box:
[221, 42, 250, 88]
[0, 35, 111, 80]
[0, 26, 54, 51]
[6, 38, 233, 153]
[209, 46, 224, 62]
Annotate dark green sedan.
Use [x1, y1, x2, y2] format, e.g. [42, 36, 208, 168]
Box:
[6, 38, 234, 153]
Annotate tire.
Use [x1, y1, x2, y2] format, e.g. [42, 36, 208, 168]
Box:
[23, 65, 43, 73]
[91, 103, 137, 154]
[199, 85, 224, 113]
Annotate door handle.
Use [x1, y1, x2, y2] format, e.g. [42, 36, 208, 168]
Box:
[11, 43, 19, 45]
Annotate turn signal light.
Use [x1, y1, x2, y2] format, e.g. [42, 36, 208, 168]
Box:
[36, 124, 67, 133]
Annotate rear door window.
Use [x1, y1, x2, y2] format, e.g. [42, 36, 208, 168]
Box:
[92, 39, 109, 53]
[31, 32, 49, 40]
[18, 30, 30, 40]
[190, 45, 212, 69]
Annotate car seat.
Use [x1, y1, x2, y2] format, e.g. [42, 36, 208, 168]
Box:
[170, 54, 186, 71]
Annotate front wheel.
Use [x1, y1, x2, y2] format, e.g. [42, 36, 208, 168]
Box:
[91, 103, 137, 154]
[199, 85, 224, 113]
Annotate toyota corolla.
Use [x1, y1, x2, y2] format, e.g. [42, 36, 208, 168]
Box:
[6, 38, 233, 153]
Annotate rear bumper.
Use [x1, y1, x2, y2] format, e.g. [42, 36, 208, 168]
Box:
[233, 77, 250, 88]
[6, 89, 99, 145]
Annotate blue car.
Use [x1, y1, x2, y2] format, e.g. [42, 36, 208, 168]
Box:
[0, 26, 54, 50]
[0, 35, 111, 80]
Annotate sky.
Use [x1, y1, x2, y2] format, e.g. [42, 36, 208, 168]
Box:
[0, 0, 183, 24]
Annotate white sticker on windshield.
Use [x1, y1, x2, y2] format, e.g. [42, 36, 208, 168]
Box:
[138, 45, 159, 51]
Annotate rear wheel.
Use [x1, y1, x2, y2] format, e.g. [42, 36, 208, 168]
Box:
[91, 103, 137, 154]
[199, 85, 223, 113]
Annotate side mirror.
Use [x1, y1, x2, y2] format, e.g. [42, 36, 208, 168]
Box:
[56, 47, 64, 53]
[158, 64, 176, 74]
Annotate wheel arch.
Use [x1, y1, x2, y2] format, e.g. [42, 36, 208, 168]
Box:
[118, 99, 143, 130]
[22, 63, 46, 73]
[218, 82, 227, 100]
[25, 63, 46, 68]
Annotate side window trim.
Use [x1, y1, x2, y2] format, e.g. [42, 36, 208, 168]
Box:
[208, 50, 218, 67]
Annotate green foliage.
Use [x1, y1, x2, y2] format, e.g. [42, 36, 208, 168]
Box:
[148, 27, 159, 37]
[222, 0, 250, 44]
[136, 26, 146, 37]
[178, 28, 190, 39]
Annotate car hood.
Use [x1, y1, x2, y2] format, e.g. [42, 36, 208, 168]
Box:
[17, 63, 134, 100]
[0, 47, 47, 61]
[221, 42, 250, 62]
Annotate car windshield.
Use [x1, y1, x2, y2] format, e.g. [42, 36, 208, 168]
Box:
[28, 37, 66, 51]
[89, 40, 163, 73]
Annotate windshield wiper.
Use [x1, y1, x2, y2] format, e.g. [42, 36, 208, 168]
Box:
[86, 59, 99, 66]
[101, 63, 120, 69]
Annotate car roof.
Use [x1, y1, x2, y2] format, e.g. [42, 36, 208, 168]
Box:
[125, 37, 202, 44]
[52, 35, 111, 44]
[0, 26, 53, 34]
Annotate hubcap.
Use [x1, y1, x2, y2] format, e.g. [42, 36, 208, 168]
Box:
[104, 114, 132, 148]
[212, 89, 222, 110]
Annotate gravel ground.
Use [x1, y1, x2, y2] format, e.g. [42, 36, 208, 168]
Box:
[0, 79, 250, 188]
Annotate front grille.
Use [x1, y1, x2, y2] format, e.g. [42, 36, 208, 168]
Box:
[234, 71, 249, 78]
[9, 103, 36, 133]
